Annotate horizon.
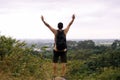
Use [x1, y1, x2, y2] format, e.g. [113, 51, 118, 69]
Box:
[0, 33, 120, 40]
[0, 0, 120, 39]
[19, 38, 118, 41]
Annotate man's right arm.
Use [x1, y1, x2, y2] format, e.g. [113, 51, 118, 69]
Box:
[64, 14, 75, 35]
[41, 15, 56, 34]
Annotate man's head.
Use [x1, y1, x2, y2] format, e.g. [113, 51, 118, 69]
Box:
[58, 22, 63, 30]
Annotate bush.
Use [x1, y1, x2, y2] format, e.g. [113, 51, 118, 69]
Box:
[97, 68, 120, 80]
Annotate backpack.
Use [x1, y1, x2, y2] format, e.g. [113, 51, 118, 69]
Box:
[55, 30, 67, 51]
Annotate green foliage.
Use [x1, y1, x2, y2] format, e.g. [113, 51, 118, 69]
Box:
[77, 40, 95, 49]
[97, 68, 120, 80]
[111, 40, 120, 49]
[68, 49, 94, 61]
[0, 35, 50, 80]
[0, 36, 16, 60]
[66, 41, 120, 80]
[0, 35, 120, 80]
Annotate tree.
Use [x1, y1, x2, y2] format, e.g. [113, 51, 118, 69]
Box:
[0, 36, 16, 60]
[77, 40, 95, 49]
[111, 40, 120, 49]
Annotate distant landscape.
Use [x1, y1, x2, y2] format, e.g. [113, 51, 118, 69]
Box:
[19, 39, 116, 53]
[22, 39, 115, 46]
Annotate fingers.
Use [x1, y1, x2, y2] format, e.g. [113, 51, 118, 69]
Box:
[72, 14, 75, 19]
[41, 15, 44, 21]
[41, 15, 43, 19]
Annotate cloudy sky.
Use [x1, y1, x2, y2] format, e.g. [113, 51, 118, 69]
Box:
[0, 0, 120, 39]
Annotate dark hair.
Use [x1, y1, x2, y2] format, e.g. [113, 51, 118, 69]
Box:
[58, 22, 63, 29]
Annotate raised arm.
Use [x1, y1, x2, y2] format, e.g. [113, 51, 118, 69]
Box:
[64, 14, 75, 35]
[41, 15, 56, 34]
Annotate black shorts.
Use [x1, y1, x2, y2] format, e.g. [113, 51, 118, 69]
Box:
[53, 50, 67, 63]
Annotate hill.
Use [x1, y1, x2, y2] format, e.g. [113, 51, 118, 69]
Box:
[0, 35, 120, 80]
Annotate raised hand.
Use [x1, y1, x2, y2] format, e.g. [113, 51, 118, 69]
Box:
[41, 15, 44, 21]
[72, 14, 75, 20]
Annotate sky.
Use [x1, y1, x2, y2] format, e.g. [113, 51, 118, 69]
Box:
[0, 0, 120, 39]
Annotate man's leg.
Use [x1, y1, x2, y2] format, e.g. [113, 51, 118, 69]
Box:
[61, 63, 66, 76]
[53, 50, 59, 76]
[53, 63, 57, 76]
[60, 51, 67, 77]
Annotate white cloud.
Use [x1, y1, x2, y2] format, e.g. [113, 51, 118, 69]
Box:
[0, 0, 120, 39]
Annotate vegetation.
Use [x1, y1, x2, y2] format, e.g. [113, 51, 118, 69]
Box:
[0, 35, 120, 80]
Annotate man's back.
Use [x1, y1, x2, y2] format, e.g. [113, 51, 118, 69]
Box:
[55, 30, 67, 51]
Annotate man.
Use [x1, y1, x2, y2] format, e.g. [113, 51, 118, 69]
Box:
[41, 14, 75, 79]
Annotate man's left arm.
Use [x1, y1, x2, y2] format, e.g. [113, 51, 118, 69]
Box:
[41, 15, 56, 34]
[64, 14, 75, 35]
